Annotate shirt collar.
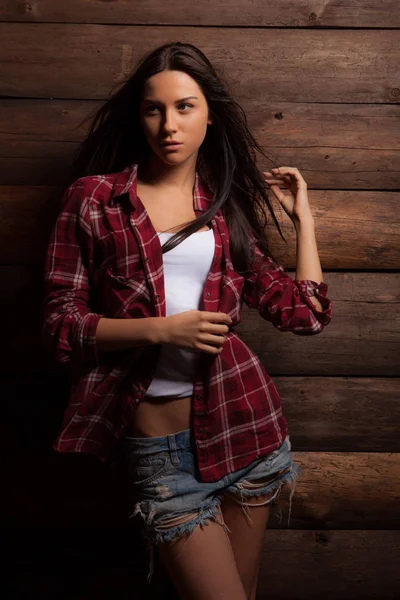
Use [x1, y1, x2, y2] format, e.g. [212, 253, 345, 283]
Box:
[110, 163, 215, 213]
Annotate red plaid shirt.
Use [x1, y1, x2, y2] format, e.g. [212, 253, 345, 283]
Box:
[43, 163, 333, 482]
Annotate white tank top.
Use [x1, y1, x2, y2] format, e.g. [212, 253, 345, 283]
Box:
[144, 227, 215, 398]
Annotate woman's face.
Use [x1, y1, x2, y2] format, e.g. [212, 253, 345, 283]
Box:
[139, 69, 213, 165]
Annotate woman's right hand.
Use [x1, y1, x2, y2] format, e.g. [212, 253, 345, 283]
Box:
[160, 310, 233, 355]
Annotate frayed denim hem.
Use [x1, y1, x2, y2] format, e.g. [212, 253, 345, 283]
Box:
[130, 494, 231, 583]
[129, 460, 302, 583]
[224, 461, 303, 529]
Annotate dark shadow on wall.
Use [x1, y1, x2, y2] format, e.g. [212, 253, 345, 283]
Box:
[2, 372, 179, 599]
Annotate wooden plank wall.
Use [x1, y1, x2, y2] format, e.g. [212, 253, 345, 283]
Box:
[1, 1, 400, 598]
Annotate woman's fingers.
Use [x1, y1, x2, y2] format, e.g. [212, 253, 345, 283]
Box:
[265, 178, 289, 187]
[264, 171, 291, 183]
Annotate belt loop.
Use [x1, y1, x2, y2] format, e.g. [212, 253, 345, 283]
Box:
[168, 434, 180, 467]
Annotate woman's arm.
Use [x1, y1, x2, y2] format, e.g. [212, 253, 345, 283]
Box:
[242, 229, 332, 335]
[43, 182, 102, 365]
[43, 181, 171, 363]
[95, 316, 166, 353]
[44, 178, 174, 363]
[293, 216, 323, 312]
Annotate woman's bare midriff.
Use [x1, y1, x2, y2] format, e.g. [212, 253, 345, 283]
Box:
[131, 395, 193, 437]
[130, 176, 211, 439]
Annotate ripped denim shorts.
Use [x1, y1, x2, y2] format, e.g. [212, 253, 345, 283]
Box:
[118, 427, 302, 583]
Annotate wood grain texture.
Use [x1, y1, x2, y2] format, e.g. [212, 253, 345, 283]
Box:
[1, 186, 399, 268]
[257, 530, 400, 600]
[274, 376, 400, 452]
[1, 444, 400, 530]
[1, 0, 400, 28]
[1, 99, 400, 189]
[1, 25, 399, 101]
[238, 297, 400, 377]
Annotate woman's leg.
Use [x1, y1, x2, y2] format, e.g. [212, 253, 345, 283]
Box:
[220, 438, 302, 599]
[220, 489, 272, 600]
[157, 503, 248, 600]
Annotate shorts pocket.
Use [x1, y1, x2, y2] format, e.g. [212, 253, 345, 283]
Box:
[131, 455, 169, 486]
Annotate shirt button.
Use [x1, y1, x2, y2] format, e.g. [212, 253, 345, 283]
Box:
[197, 428, 203, 433]
[155, 294, 160, 300]
[206, 292, 211, 297]
[134, 398, 140, 404]
[145, 256, 150, 262]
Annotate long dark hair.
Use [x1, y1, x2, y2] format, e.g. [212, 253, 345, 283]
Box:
[68, 41, 287, 274]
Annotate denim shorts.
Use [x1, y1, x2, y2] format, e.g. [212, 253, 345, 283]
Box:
[118, 427, 302, 582]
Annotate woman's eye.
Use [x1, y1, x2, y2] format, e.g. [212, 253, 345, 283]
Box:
[146, 103, 193, 114]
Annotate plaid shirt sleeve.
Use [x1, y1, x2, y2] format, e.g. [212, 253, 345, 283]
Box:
[42, 180, 104, 365]
[242, 233, 333, 335]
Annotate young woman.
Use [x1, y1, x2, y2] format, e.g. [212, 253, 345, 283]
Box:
[43, 42, 333, 600]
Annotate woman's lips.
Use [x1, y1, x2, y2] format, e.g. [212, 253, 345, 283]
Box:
[161, 143, 183, 150]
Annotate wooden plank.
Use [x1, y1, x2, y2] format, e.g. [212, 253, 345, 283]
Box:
[1, 25, 399, 101]
[2, 449, 400, 530]
[284, 450, 400, 530]
[1, 186, 399, 268]
[257, 530, 400, 600]
[2, 369, 400, 452]
[1, 0, 400, 28]
[274, 376, 400, 452]
[1, 99, 400, 188]
[238, 295, 400, 376]
[0, 98, 97, 185]
[0, 186, 63, 264]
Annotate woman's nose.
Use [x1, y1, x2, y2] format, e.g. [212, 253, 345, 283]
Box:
[162, 110, 178, 131]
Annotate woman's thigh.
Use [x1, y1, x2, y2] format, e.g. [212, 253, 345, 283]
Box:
[157, 503, 248, 600]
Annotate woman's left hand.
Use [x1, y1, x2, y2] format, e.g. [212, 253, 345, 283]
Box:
[263, 166, 313, 224]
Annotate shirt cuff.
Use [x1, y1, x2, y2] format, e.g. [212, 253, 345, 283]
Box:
[75, 312, 104, 364]
[293, 279, 332, 317]
[294, 279, 328, 297]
